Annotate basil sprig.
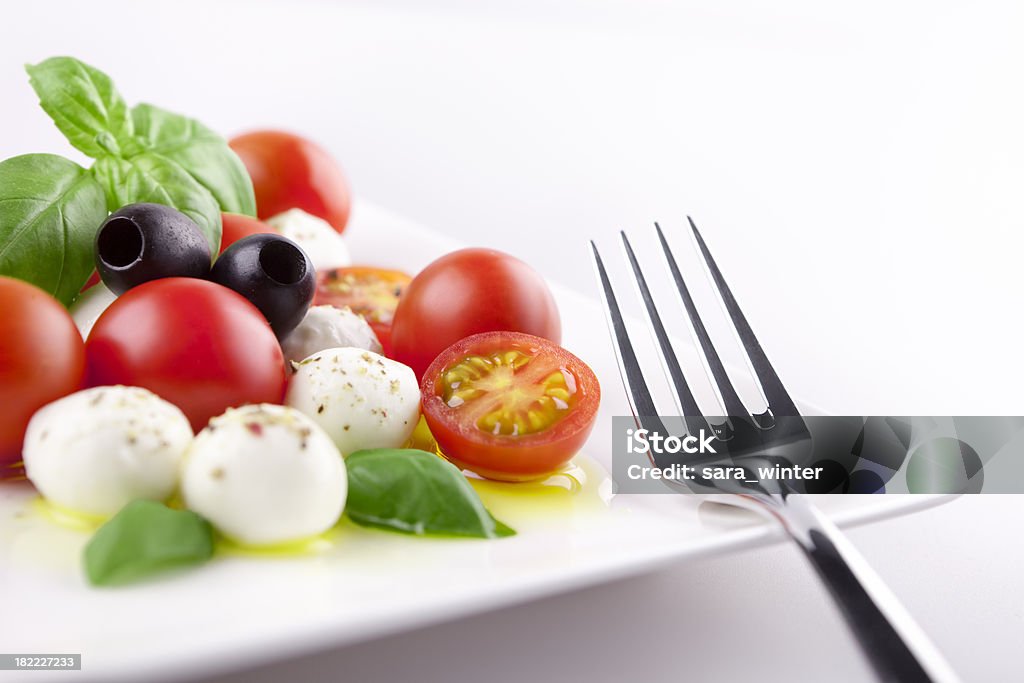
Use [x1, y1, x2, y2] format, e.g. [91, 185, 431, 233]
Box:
[84, 500, 214, 586]
[345, 449, 516, 539]
[26, 56, 256, 253]
[0, 154, 108, 306]
[0, 56, 257, 300]
[25, 57, 133, 159]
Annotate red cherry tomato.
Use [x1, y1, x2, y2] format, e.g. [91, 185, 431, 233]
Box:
[81, 271, 101, 292]
[229, 130, 351, 233]
[421, 331, 599, 482]
[85, 278, 286, 431]
[390, 248, 561, 380]
[0, 277, 85, 471]
[220, 213, 276, 254]
[314, 266, 412, 357]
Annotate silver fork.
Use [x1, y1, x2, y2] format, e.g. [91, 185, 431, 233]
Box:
[590, 219, 960, 683]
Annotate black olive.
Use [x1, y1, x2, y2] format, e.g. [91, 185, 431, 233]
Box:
[210, 234, 314, 339]
[95, 203, 211, 295]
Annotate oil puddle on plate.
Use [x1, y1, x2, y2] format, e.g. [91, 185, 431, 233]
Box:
[0, 448, 615, 575]
[468, 454, 613, 528]
[0, 483, 94, 575]
[216, 451, 615, 560]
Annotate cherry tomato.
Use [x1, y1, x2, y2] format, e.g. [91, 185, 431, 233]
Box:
[85, 278, 286, 431]
[81, 271, 101, 292]
[314, 266, 412, 356]
[220, 212, 275, 254]
[390, 248, 561, 380]
[421, 331, 599, 482]
[229, 130, 351, 233]
[0, 277, 85, 471]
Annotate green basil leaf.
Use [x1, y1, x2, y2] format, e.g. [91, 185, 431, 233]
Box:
[84, 500, 214, 586]
[131, 103, 256, 217]
[91, 154, 222, 253]
[345, 449, 516, 539]
[26, 57, 133, 158]
[0, 154, 107, 306]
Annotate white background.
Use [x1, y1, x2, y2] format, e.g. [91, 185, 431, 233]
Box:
[2, 1, 1023, 681]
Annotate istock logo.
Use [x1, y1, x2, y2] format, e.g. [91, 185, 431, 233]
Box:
[626, 428, 717, 455]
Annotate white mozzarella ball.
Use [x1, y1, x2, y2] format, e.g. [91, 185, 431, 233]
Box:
[267, 208, 351, 272]
[69, 283, 117, 340]
[23, 386, 193, 517]
[286, 347, 420, 455]
[181, 404, 346, 546]
[281, 305, 382, 365]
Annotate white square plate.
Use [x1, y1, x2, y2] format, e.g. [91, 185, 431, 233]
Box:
[0, 203, 951, 683]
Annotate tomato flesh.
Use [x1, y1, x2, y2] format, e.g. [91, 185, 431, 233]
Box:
[440, 349, 577, 437]
[314, 266, 412, 356]
[421, 332, 599, 482]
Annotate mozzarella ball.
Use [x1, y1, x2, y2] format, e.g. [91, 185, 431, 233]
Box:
[281, 305, 382, 365]
[267, 209, 351, 272]
[23, 386, 193, 517]
[70, 283, 117, 339]
[286, 347, 420, 455]
[181, 404, 346, 546]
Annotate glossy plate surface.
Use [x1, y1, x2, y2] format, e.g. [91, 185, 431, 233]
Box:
[0, 203, 951, 683]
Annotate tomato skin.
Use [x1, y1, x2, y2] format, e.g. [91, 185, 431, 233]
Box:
[229, 131, 351, 233]
[391, 249, 561, 380]
[420, 331, 599, 482]
[85, 278, 286, 431]
[81, 271, 101, 292]
[0, 277, 86, 470]
[220, 213, 276, 254]
[370, 322, 393, 358]
[314, 266, 412, 357]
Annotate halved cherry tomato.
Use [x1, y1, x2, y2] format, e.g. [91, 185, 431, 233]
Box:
[314, 266, 412, 356]
[229, 130, 351, 233]
[220, 212, 275, 254]
[421, 331, 599, 482]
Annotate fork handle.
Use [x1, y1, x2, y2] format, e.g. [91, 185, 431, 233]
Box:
[777, 495, 960, 683]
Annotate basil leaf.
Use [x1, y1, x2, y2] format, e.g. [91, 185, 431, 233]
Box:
[345, 449, 516, 539]
[92, 154, 222, 253]
[84, 500, 214, 586]
[0, 154, 107, 306]
[131, 104, 256, 217]
[26, 57, 133, 158]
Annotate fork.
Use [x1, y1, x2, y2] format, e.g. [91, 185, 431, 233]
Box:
[590, 218, 960, 683]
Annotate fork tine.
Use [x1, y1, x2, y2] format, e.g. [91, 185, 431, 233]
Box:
[619, 231, 703, 418]
[688, 217, 799, 417]
[655, 222, 749, 419]
[592, 241, 712, 478]
[589, 241, 660, 420]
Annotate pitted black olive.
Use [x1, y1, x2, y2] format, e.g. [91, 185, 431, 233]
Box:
[210, 234, 314, 339]
[95, 203, 211, 295]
